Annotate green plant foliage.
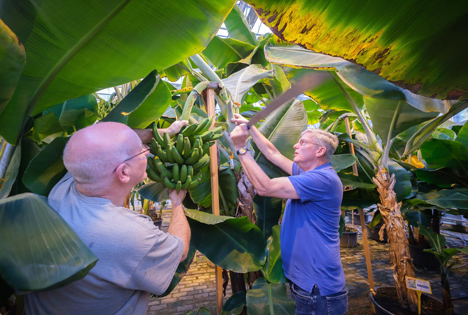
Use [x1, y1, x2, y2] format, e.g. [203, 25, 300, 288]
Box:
[416, 189, 468, 210]
[0, 145, 20, 199]
[388, 160, 412, 202]
[202, 37, 256, 70]
[43, 94, 98, 134]
[0, 193, 98, 292]
[137, 182, 170, 203]
[32, 112, 66, 144]
[253, 195, 283, 240]
[249, 0, 468, 100]
[224, 5, 257, 46]
[185, 209, 265, 273]
[330, 154, 357, 173]
[246, 277, 295, 315]
[22, 137, 69, 196]
[0, 0, 236, 144]
[0, 20, 25, 117]
[222, 291, 246, 315]
[420, 139, 468, 176]
[263, 225, 285, 284]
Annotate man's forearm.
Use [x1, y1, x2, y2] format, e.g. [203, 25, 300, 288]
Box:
[168, 203, 191, 261]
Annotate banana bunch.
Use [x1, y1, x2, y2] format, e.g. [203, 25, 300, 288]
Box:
[146, 116, 224, 191]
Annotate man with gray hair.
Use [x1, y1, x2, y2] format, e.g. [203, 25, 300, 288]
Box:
[25, 121, 190, 315]
[230, 114, 347, 315]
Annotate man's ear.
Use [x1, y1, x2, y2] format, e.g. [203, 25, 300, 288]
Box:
[115, 164, 132, 184]
[317, 146, 327, 158]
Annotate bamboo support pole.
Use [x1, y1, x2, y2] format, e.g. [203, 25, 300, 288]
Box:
[345, 116, 374, 292]
[206, 85, 223, 314]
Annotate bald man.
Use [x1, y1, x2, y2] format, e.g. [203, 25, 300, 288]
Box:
[24, 121, 190, 315]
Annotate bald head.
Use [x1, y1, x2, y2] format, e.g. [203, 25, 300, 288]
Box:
[64, 122, 142, 186]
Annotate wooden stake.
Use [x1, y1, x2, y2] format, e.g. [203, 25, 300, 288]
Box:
[206, 86, 223, 314]
[344, 116, 374, 292]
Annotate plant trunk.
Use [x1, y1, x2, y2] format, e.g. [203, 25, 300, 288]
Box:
[235, 171, 256, 223]
[441, 268, 453, 315]
[373, 167, 418, 312]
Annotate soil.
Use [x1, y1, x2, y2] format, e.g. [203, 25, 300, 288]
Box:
[373, 287, 444, 315]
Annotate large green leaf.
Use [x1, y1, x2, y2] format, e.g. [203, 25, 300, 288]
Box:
[330, 154, 357, 173]
[102, 70, 159, 124]
[0, 145, 20, 199]
[342, 188, 379, 209]
[253, 195, 283, 240]
[246, 278, 295, 315]
[0, 193, 98, 292]
[365, 98, 438, 144]
[455, 121, 468, 148]
[249, 0, 468, 100]
[0, 0, 236, 144]
[22, 137, 69, 196]
[222, 65, 273, 107]
[137, 181, 169, 203]
[388, 159, 412, 202]
[127, 79, 172, 129]
[0, 20, 25, 116]
[32, 112, 66, 143]
[202, 37, 256, 70]
[185, 209, 265, 273]
[222, 291, 246, 315]
[420, 139, 468, 176]
[263, 225, 285, 284]
[253, 99, 307, 178]
[417, 189, 468, 210]
[43, 94, 98, 133]
[414, 168, 467, 189]
[224, 5, 257, 46]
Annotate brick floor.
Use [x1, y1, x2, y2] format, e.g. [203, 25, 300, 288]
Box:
[148, 211, 468, 314]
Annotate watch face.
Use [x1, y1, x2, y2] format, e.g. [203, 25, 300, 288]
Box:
[238, 147, 247, 155]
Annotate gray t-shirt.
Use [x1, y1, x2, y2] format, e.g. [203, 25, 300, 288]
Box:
[24, 173, 184, 315]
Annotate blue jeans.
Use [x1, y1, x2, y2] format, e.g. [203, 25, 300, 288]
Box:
[289, 282, 348, 315]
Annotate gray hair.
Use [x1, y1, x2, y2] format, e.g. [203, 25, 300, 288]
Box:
[301, 128, 339, 160]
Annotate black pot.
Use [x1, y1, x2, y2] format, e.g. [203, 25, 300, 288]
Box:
[408, 243, 440, 270]
[340, 230, 358, 248]
[366, 224, 388, 243]
[153, 219, 163, 229]
[369, 287, 443, 315]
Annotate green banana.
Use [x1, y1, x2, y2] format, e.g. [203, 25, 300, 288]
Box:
[172, 163, 180, 182]
[192, 117, 210, 135]
[202, 142, 210, 155]
[182, 175, 192, 189]
[187, 165, 193, 178]
[189, 177, 201, 189]
[164, 132, 171, 148]
[152, 127, 165, 147]
[147, 167, 162, 182]
[166, 144, 175, 163]
[192, 138, 201, 153]
[156, 144, 169, 163]
[172, 146, 185, 164]
[163, 176, 176, 189]
[193, 154, 210, 171]
[180, 164, 187, 183]
[176, 134, 184, 153]
[150, 139, 160, 156]
[147, 156, 157, 171]
[154, 158, 168, 174]
[182, 124, 198, 137]
[182, 137, 192, 159]
[161, 169, 173, 180]
[198, 115, 214, 134]
[184, 148, 199, 165]
[176, 180, 182, 192]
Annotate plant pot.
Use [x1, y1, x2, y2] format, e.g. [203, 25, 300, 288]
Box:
[408, 243, 440, 270]
[366, 224, 388, 243]
[369, 286, 443, 315]
[340, 230, 358, 248]
[153, 219, 163, 229]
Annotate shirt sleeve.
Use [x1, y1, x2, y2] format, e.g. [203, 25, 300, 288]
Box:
[289, 170, 332, 203]
[125, 228, 184, 295]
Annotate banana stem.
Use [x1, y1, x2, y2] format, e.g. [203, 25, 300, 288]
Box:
[180, 81, 211, 121]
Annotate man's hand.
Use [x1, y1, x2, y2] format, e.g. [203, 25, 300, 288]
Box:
[169, 189, 187, 207]
[230, 124, 250, 150]
[231, 113, 249, 126]
[166, 120, 189, 137]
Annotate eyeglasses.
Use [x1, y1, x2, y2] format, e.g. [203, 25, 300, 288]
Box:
[297, 139, 323, 147]
[113, 144, 150, 173]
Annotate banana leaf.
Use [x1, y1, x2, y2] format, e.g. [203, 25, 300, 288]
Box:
[253, 194, 282, 240]
[0, 20, 25, 116]
[263, 225, 285, 284]
[246, 278, 295, 315]
[224, 5, 257, 46]
[0, 193, 98, 292]
[202, 37, 256, 70]
[222, 291, 246, 315]
[32, 112, 66, 144]
[43, 94, 98, 134]
[416, 189, 468, 210]
[248, 0, 468, 100]
[330, 154, 357, 173]
[420, 139, 468, 176]
[22, 137, 69, 196]
[0, 0, 236, 144]
[185, 209, 265, 273]
[0, 145, 20, 199]
[137, 181, 170, 203]
[456, 121, 468, 148]
[388, 159, 412, 202]
[414, 168, 467, 189]
[102, 70, 159, 124]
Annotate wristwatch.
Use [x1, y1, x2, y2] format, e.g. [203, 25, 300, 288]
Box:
[237, 147, 248, 155]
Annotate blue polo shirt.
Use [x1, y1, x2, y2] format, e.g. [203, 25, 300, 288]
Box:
[281, 162, 345, 296]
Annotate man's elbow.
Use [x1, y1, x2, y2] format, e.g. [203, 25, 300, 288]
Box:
[256, 187, 270, 197]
